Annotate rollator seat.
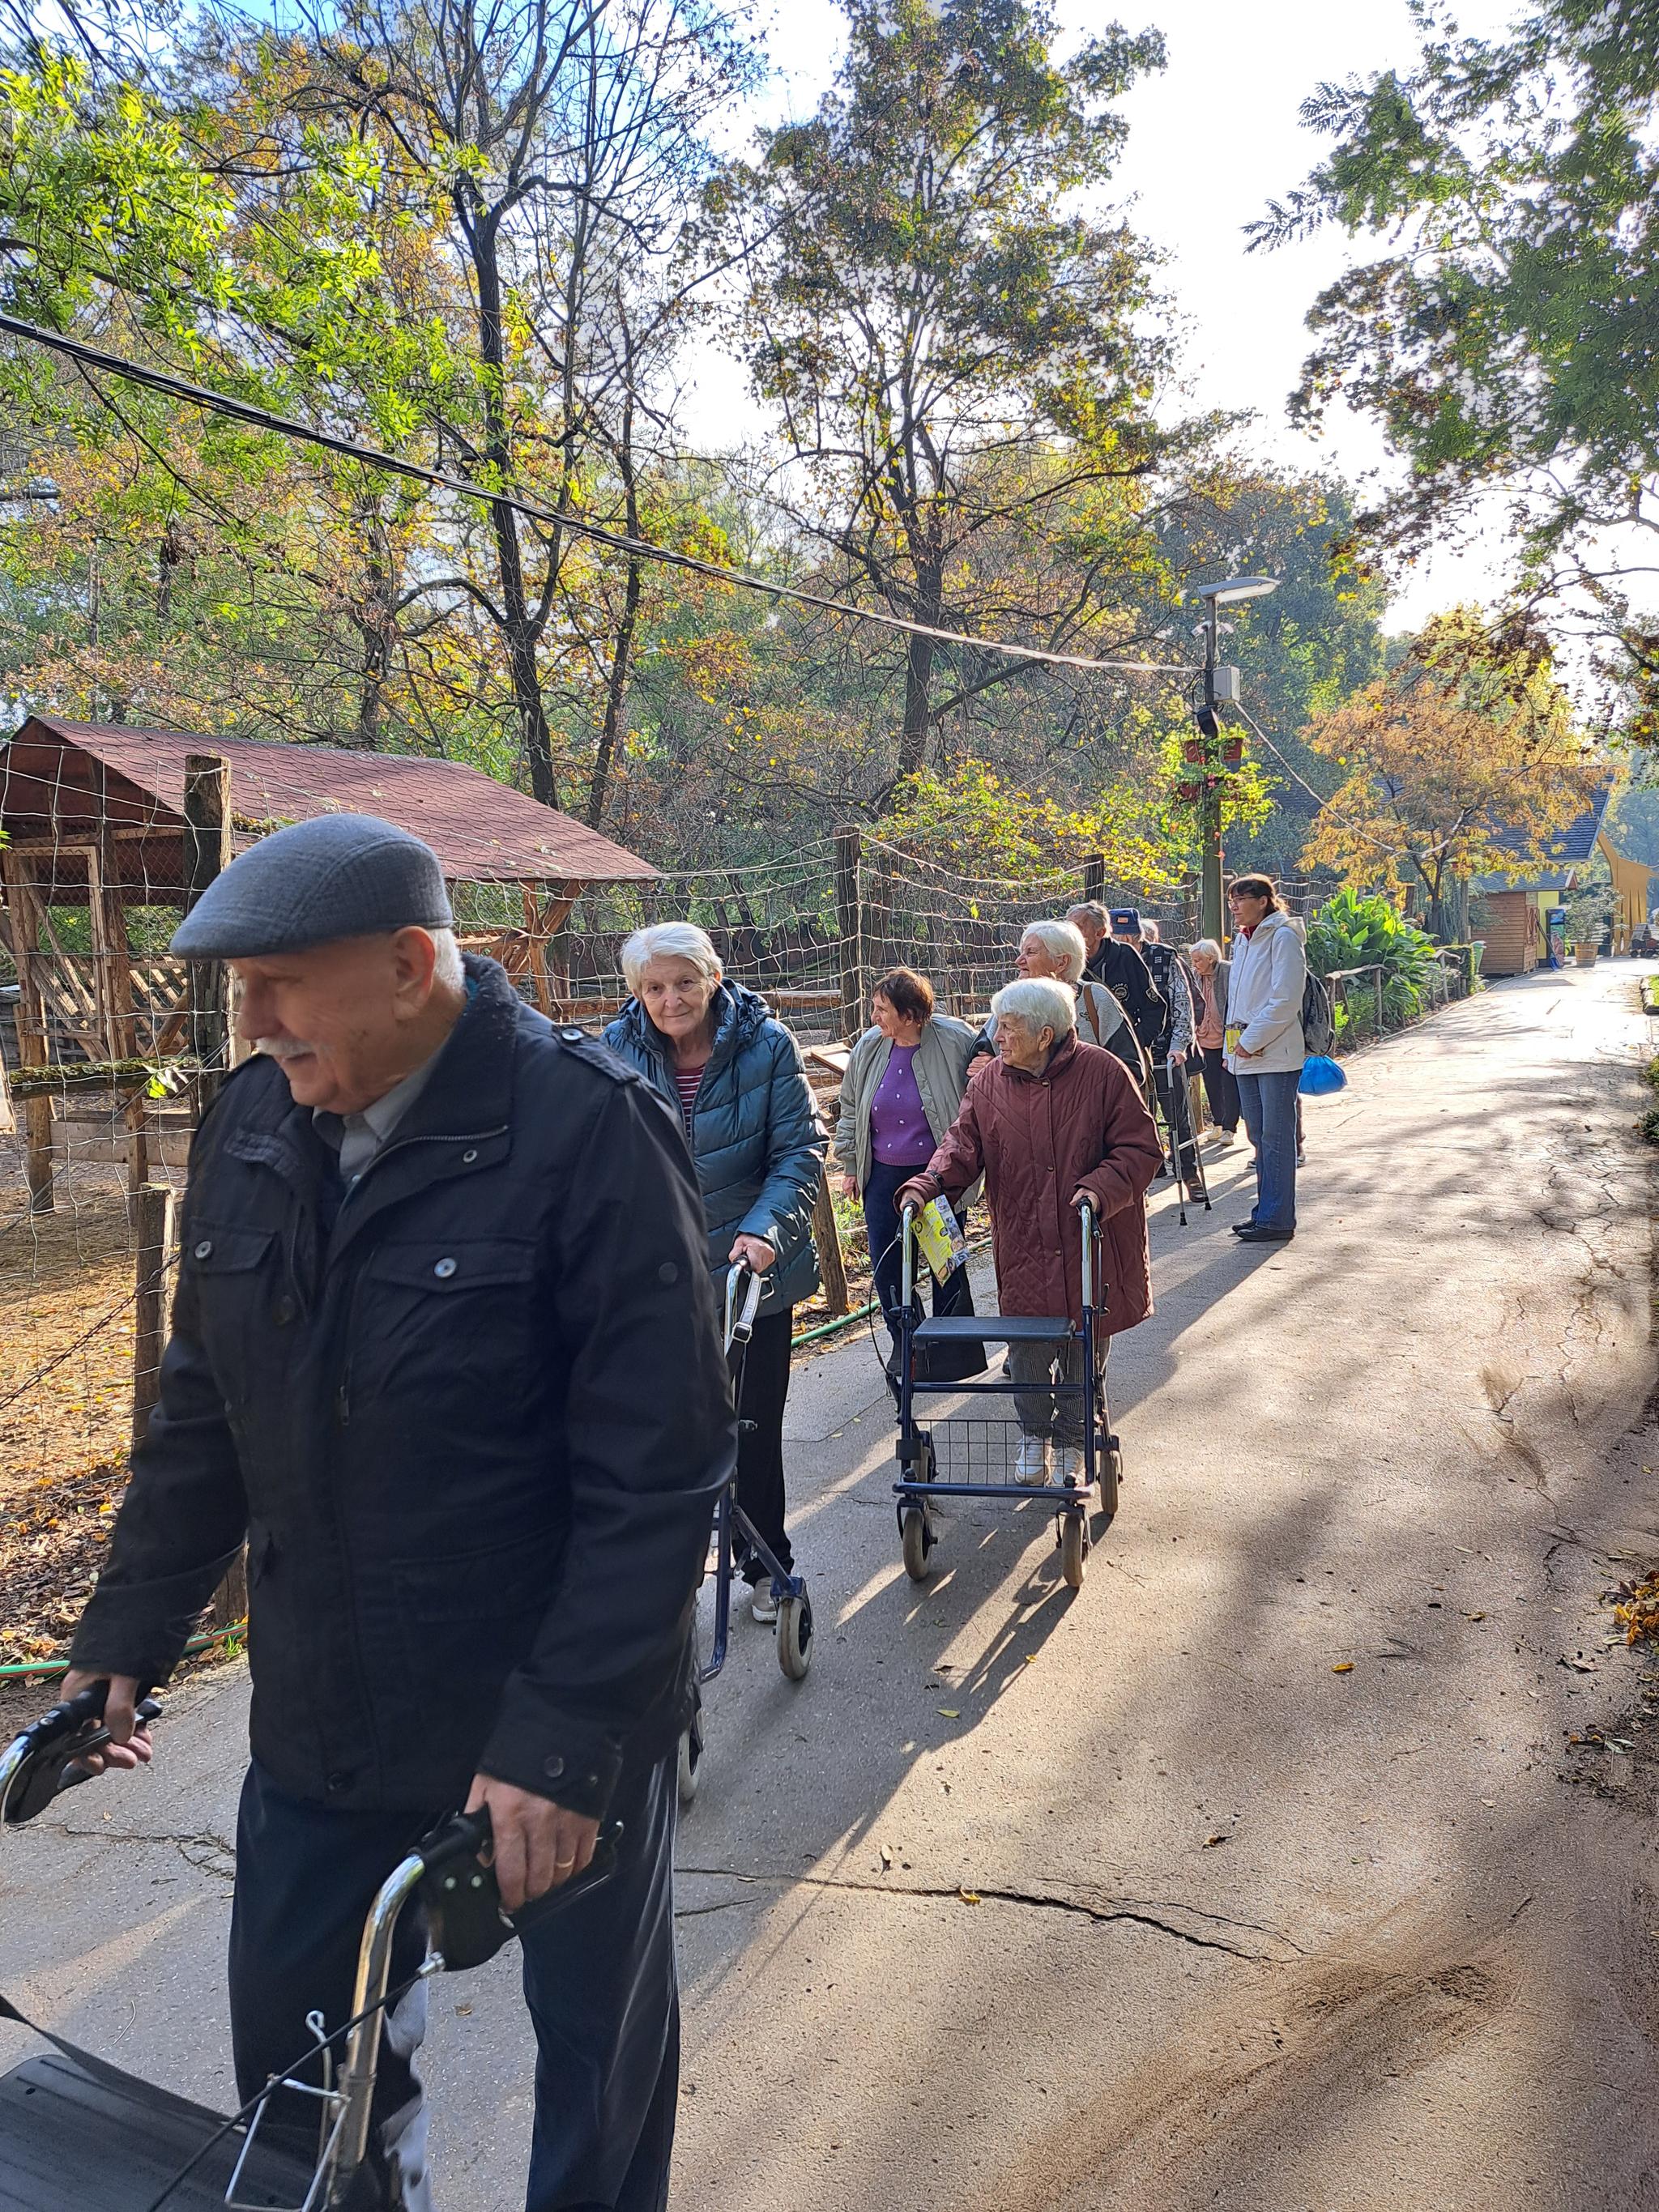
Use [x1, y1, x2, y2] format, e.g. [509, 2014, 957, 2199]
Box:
[913, 1315, 1072, 1342]
[0, 2049, 316, 2211]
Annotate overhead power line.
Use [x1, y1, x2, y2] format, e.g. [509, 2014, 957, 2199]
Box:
[0, 313, 1195, 683]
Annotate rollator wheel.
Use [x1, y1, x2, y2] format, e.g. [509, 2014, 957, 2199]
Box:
[777, 1590, 813, 1681]
[902, 1505, 932, 1583]
[1098, 1443, 1121, 1521]
[1060, 1510, 1088, 1589]
[677, 1701, 705, 1809]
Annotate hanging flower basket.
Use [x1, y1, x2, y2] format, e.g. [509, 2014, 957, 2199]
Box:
[1175, 779, 1200, 802]
[1222, 735, 1244, 765]
[1182, 738, 1206, 765]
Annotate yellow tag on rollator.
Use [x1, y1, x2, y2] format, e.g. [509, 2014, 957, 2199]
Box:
[914, 1197, 967, 1284]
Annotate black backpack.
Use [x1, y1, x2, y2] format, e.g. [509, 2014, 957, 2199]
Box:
[1301, 971, 1335, 1058]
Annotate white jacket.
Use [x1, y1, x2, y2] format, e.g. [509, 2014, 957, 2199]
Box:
[1224, 910, 1307, 1076]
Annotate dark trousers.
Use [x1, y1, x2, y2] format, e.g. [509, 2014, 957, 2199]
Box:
[733, 1305, 794, 1584]
[1198, 1046, 1239, 1133]
[1153, 1058, 1199, 1185]
[229, 1752, 680, 2211]
[863, 1160, 975, 1352]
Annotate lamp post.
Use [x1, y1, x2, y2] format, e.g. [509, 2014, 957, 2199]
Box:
[1192, 573, 1279, 940]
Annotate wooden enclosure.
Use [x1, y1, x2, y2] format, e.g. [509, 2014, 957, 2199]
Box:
[0, 715, 657, 1205]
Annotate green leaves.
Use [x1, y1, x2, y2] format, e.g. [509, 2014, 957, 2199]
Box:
[1260, 0, 1659, 713]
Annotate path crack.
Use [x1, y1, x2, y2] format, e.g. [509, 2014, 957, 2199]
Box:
[675, 1865, 1303, 1962]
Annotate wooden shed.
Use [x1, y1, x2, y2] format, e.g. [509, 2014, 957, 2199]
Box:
[0, 715, 656, 1201]
[1471, 785, 1612, 978]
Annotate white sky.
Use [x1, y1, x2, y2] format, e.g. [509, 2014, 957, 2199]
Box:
[679, 0, 1520, 633]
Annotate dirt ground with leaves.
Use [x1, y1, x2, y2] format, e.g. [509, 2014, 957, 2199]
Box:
[0, 1157, 172, 1670]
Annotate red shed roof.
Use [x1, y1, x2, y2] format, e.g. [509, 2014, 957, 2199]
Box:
[0, 717, 655, 885]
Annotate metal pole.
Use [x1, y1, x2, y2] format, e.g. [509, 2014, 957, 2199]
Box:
[1199, 602, 1223, 944]
[182, 753, 232, 1115]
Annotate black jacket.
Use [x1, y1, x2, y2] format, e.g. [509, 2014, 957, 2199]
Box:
[70, 958, 734, 1821]
[1086, 938, 1166, 1052]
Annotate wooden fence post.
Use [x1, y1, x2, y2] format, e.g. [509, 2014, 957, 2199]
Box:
[1, 846, 57, 1209]
[811, 1166, 851, 1318]
[182, 754, 232, 1117]
[834, 825, 864, 1044]
[131, 1180, 177, 1455]
[1081, 852, 1106, 910]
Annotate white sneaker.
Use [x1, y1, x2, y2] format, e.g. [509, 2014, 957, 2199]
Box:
[1211, 1126, 1238, 1148]
[749, 1582, 779, 1625]
[1054, 1447, 1084, 1486]
[1296, 1145, 1307, 1168]
[1014, 1438, 1051, 1486]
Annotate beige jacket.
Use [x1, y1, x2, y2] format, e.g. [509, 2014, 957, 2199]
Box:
[834, 1013, 979, 1189]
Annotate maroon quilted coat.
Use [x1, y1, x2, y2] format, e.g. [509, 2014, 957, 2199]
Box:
[899, 1034, 1161, 1334]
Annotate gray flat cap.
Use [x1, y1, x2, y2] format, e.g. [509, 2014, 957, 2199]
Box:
[171, 813, 454, 957]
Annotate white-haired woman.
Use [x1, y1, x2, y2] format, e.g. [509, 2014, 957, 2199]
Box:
[898, 976, 1161, 1485]
[1012, 919, 1145, 1090]
[605, 923, 824, 1622]
[1188, 937, 1239, 1144]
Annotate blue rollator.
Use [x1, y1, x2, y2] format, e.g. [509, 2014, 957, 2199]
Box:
[677, 1264, 812, 1806]
[893, 1201, 1122, 1592]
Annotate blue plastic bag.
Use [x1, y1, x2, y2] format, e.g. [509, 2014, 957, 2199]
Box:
[1299, 1053, 1346, 1097]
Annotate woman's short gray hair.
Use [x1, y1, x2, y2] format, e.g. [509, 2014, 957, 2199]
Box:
[1019, 918, 1089, 984]
[619, 922, 723, 995]
[991, 977, 1077, 1038]
[1190, 937, 1222, 966]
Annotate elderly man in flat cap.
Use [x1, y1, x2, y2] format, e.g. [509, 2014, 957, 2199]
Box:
[62, 813, 732, 2211]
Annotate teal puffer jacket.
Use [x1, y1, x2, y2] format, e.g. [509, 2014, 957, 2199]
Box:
[604, 984, 825, 1315]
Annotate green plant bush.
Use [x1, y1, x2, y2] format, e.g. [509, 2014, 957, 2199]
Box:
[1304, 888, 1438, 1029]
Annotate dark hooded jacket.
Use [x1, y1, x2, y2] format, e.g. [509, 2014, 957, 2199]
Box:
[70, 957, 733, 1821]
[604, 982, 824, 1317]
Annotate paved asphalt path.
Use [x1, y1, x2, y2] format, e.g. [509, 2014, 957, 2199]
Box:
[5, 962, 1659, 2209]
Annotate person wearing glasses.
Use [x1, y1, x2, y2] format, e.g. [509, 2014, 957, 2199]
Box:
[1223, 874, 1307, 1244]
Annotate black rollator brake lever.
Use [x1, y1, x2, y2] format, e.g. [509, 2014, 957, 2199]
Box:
[415, 1807, 625, 1970]
[0, 1681, 163, 1825]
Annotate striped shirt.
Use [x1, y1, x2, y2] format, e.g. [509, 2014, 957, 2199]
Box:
[673, 1064, 704, 1136]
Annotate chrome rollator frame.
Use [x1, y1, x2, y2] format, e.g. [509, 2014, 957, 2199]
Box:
[891, 1201, 1122, 1592]
[676, 1263, 812, 1807]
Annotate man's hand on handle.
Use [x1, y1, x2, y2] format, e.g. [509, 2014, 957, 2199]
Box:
[465, 1773, 600, 1913]
[57, 1670, 155, 1776]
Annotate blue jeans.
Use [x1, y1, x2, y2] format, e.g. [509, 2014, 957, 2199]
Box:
[1235, 1068, 1299, 1234]
[230, 1752, 680, 2210]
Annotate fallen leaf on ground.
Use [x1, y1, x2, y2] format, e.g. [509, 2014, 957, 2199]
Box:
[957, 1888, 982, 1904]
[1202, 1832, 1230, 1848]
[1332, 1661, 1354, 1674]
[937, 1707, 960, 1718]
[879, 1845, 893, 1869]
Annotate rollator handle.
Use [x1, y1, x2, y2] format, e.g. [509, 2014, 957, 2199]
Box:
[415, 1807, 626, 1971]
[723, 1262, 764, 1354]
[900, 1200, 919, 1308]
[1077, 1198, 1098, 1314]
[0, 1684, 162, 1824]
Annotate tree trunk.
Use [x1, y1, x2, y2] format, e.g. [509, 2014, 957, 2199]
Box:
[467, 209, 560, 808]
[897, 554, 942, 781]
[354, 501, 396, 751]
[588, 387, 643, 830]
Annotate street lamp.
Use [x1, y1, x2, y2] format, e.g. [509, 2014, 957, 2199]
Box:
[1192, 574, 1278, 940]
